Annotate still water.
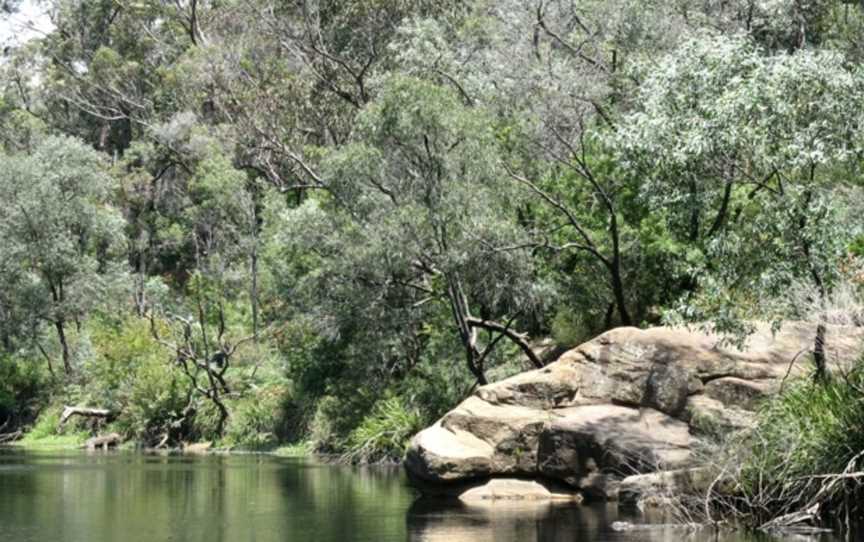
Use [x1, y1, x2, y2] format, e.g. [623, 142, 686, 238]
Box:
[0, 449, 839, 542]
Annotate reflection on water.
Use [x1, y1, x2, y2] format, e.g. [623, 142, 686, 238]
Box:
[407, 498, 812, 542]
[0, 449, 845, 542]
[0, 450, 412, 542]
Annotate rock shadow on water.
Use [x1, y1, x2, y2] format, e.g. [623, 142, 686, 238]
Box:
[403, 497, 710, 542]
[406, 496, 600, 542]
[405, 496, 822, 542]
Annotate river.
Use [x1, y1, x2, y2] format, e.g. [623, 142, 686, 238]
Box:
[0, 449, 840, 542]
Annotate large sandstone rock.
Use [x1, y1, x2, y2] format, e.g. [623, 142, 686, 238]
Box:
[537, 406, 693, 498]
[405, 322, 863, 500]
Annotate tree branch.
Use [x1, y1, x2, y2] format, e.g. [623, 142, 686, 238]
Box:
[466, 317, 543, 369]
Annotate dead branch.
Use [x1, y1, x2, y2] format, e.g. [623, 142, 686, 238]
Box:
[59, 406, 113, 427]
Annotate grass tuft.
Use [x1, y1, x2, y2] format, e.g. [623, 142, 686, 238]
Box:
[342, 396, 423, 464]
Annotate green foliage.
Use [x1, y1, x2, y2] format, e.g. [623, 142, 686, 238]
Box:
[308, 394, 370, 453]
[616, 32, 864, 339]
[0, 354, 48, 427]
[25, 406, 62, 440]
[550, 308, 593, 348]
[115, 355, 186, 443]
[277, 75, 550, 388]
[0, 135, 128, 372]
[343, 396, 424, 464]
[725, 359, 864, 524]
[17, 403, 89, 449]
[80, 317, 184, 443]
[273, 441, 313, 458]
[747, 368, 864, 479]
[3, 0, 864, 471]
[224, 383, 292, 450]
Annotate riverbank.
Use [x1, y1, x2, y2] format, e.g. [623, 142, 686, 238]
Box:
[691, 365, 864, 533]
[5, 431, 316, 458]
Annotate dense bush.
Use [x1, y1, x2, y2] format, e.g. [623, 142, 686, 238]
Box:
[224, 382, 292, 450]
[0, 354, 49, 429]
[82, 318, 186, 443]
[701, 358, 864, 529]
[343, 396, 424, 464]
[19, 406, 89, 448]
[25, 406, 62, 440]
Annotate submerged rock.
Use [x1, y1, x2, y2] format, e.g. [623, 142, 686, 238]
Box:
[457, 478, 582, 502]
[405, 323, 863, 502]
[85, 433, 121, 451]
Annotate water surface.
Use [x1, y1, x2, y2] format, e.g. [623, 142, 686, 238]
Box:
[0, 449, 841, 542]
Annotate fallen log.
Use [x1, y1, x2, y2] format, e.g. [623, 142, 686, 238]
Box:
[85, 433, 122, 451]
[0, 430, 22, 444]
[59, 406, 112, 427]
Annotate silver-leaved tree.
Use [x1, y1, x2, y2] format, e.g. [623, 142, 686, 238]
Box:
[0, 136, 127, 376]
[616, 33, 864, 377]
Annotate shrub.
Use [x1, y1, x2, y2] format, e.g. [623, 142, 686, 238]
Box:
[343, 396, 423, 464]
[224, 383, 291, 450]
[17, 404, 89, 449]
[308, 395, 352, 452]
[551, 308, 592, 348]
[704, 359, 864, 529]
[114, 355, 188, 444]
[86, 317, 189, 444]
[0, 354, 49, 428]
[26, 406, 62, 440]
[188, 399, 224, 443]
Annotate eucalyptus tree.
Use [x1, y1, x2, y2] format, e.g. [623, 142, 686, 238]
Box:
[277, 76, 550, 385]
[123, 115, 260, 438]
[180, 0, 469, 200]
[615, 33, 864, 376]
[25, 0, 194, 153]
[118, 112, 260, 335]
[0, 136, 128, 375]
[252, 0, 465, 111]
[383, 0, 704, 330]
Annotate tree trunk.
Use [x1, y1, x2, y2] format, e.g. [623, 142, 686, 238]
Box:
[212, 391, 230, 437]
[813, 322, 827, 381]
[189, 0, 199, 44]
[604, 302, 615, 330]
[465, 349, 487, 386]
[54, 319, 72, 375]
[608, 211, 633, 327]
[466, 317, 543, 369]
[610, 259, 632, 326]
[445, 274, 487, 385]
[251, 243, 259, 341]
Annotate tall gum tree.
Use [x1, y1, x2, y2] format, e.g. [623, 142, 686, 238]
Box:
[0, 136, 127, 375]
[278, 76, 550, 385]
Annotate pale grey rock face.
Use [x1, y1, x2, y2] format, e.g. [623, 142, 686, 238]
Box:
[405, 322, 864, 500]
